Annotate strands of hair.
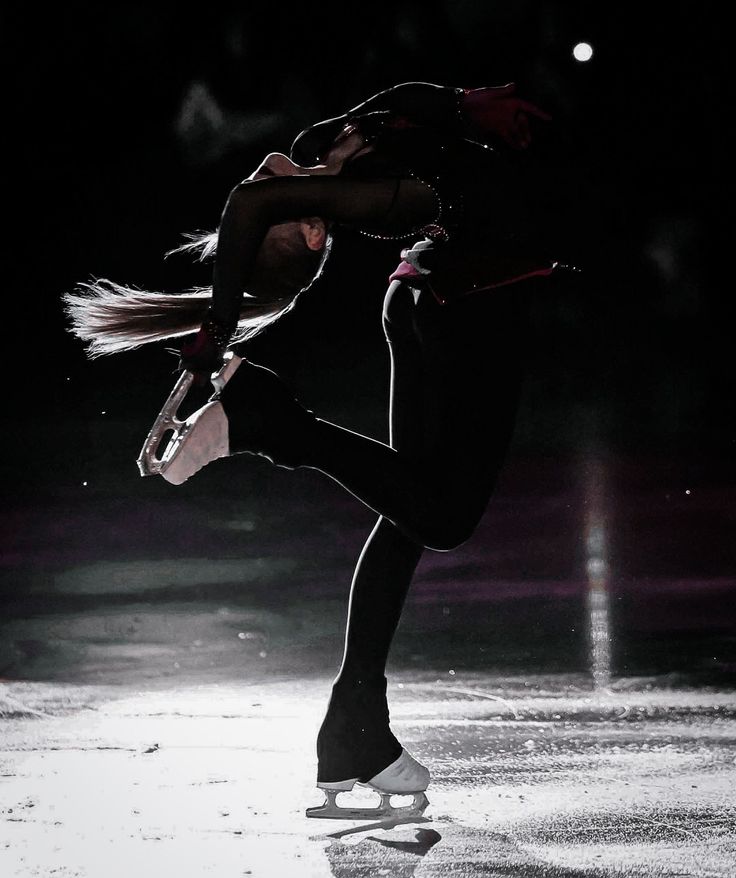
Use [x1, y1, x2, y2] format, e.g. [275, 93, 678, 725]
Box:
[62, 279, 293, 357]
[62, 226, 332, 358]
[163, 229, 219, 262]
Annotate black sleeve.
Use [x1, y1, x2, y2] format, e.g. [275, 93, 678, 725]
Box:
[211, 174, 438, 326]
[346, 82, 465, 131]
[290, 82, 465, 165]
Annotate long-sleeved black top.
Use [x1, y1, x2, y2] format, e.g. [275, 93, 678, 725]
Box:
[212, 83, 557, 326]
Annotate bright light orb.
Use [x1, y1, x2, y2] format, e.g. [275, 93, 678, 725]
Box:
[573, 42, 593, 62]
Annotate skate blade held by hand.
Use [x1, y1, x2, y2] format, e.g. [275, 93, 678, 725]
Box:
[137, 351, 242, 481]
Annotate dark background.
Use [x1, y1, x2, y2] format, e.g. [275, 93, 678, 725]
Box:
[4, 2, 735, 474]
[1, 2, 734, 680]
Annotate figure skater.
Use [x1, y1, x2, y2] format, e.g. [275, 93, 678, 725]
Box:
[64, 81, 562, 819]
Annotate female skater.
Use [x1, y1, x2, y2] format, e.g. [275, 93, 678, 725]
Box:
[64, 81, 559, 819]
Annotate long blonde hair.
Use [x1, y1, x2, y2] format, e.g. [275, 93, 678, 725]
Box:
[63, 225, 332, 358]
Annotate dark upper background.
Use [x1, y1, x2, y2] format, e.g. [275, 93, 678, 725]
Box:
[1, 0, 734, 499]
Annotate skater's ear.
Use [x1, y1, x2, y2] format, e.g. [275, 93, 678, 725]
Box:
[299, 217, 327, 251]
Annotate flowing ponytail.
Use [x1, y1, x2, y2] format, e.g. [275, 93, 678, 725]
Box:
[63, 226, 331, 358]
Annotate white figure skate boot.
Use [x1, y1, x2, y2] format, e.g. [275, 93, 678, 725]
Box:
[159, 400, 230, 485]
[306, 676, 430, 820]
[306, 747, 430, 820]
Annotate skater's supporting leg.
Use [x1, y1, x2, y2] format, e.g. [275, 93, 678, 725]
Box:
[332, 516, 424, 689]
[315, 280, 531, 785]
[306, 279, 534, 816]
[333, 304, 427, 687]
[315, 520, 424, 780]
[316, 308, 427, 784]
[314, 283, 437, 792]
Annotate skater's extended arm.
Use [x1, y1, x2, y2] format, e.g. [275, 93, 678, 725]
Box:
[291, 82, 552, 164]
[353, 81, 552, 148]
[345, 82, 466, 130]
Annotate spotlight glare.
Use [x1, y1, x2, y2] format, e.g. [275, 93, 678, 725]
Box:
[573, 42, 593, 62]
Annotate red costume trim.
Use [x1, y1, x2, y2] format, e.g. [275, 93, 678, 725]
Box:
[388, 260, 558, 304]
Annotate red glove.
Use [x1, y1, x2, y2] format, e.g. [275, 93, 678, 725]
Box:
[178, 310, 237, 386]
[461, 83, 552, 149]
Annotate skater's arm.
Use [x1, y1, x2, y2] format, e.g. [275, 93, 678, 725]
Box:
[345, 81, 466, 130]
[347, 81, 552, 148]
[210, 174, 437, 327]
[290, 81, 550, 165]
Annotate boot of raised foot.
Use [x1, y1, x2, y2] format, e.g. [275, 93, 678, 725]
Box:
[217, 358, 319, 469]
[160, 400, 230, 485]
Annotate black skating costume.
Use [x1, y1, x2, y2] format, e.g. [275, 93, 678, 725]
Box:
[185, 82, 563, 792]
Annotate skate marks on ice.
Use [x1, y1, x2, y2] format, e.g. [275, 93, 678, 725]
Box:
[434, 688, 736, 876]
[0, 680, 340, 877]
[1, 676, 735, 877]
[311, 676, 736, 877]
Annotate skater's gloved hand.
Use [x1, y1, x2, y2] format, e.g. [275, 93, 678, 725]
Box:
[460, 83, 552, 149]
[178, 310, 237, 386]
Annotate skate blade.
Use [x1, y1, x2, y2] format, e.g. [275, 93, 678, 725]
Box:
[306, 790, 429, 820]
[137, 352, 242, 477]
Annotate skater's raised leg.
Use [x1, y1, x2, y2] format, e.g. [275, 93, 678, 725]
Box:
[219, 279, 531, 552]
[308, 295, 432, 816]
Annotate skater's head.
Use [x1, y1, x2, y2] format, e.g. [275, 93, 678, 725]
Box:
[239, 152, 331, 302]
[246, 219, 329, 302]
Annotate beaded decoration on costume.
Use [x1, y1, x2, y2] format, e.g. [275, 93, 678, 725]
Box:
[357, 171, 461, 243]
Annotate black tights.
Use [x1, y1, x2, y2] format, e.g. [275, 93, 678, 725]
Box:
[220, 275, 535, 778]
[316, 278, 534, 689]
